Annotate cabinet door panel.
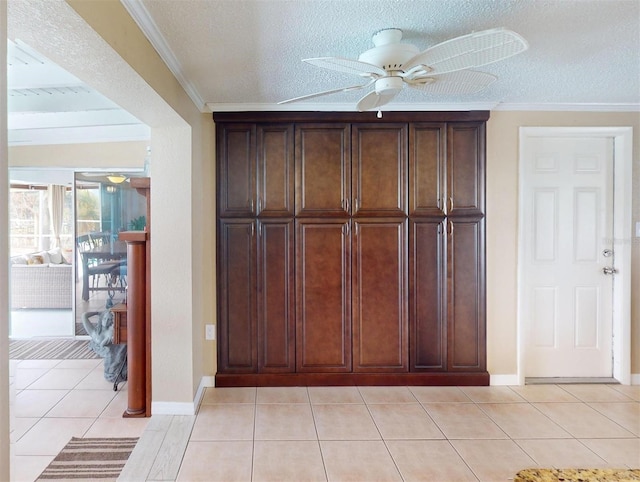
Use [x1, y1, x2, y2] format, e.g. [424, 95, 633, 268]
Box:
[218, 219, 257, 372]
[258, 220, 295, 372]
[218, 124, 256, 217]
[353, 219, 408, 372]
[296, 124, 350, 216]
[409, 123, 446, 217]
[448, 218, 486, 370]
[447, 122, 485, 217]
[352, 124, 407, 216]
[410, 220, 446, 370]
[296, 219, 351, 372]
[257, 125, 294, 216]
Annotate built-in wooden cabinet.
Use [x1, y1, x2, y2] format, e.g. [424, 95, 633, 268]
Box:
[215, 111, 489, 386]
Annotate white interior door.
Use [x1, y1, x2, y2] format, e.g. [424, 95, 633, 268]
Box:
[521, 136, 614, 378]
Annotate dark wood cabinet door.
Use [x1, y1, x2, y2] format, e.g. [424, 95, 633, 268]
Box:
[409, 123, 446, 217]
[409, 219, 446, 371]
[352, 124, 407, 216]
[257, 124, 294, 216]
[295, 124, 350, 216]
[447, 122, 485, 217]
[447, 218, 486, 371]
[296, 219, 351, 372]
[218, 219, 257, 372]
[257, 219, 295, 372]
[218, 124, 256, 217]
[353, 218, 408, 372]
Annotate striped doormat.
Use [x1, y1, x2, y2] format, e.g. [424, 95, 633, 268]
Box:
[36, 437, 138, 481]
[9, 339, 99, 360]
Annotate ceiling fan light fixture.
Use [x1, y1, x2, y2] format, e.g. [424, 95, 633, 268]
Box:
[375, 76, 404, 95]
[107, 174, 127, 184]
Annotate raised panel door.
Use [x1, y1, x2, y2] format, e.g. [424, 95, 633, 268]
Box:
[257, 124, 294, 216]
[296, 219, 351, 372]
[409, 219, 446, 371]
[295, 124, 350, 216]
[218, 219, 257, 372]
[447, 218, 485, 371]
[257, 219, 295, 372]
[352, 124, 407, 216]
[218, 124, 256, 217]
[353, 218, 408, 372]
[447, 122, 485, 217]
[409, 123, 446, 217]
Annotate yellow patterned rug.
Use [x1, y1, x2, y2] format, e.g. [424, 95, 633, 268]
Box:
[515, 468, 640, 481]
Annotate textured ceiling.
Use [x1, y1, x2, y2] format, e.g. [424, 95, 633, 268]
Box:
[5, 0, 640, 147]
[133, 0, 640, 112]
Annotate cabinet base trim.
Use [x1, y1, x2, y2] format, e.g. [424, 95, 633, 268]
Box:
[215, 372, 489, 387]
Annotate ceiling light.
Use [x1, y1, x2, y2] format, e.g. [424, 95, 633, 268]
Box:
[107, 174, 127, 184]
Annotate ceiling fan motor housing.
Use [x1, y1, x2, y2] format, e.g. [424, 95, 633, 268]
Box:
[358, 28, 419, 71]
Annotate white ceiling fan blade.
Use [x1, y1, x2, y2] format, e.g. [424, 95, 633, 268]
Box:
[304, 57, 386, 77]
[356, 90, 398, 112]
[407, 70, 497, 95]
[278, 80, 374, 104]
[402, 28, 528, 75]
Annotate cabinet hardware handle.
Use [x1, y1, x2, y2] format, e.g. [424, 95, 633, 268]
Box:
[355, 198, 359, 212]
[250, 223, 255, 237]
[448, 220, 454, 236]
[442, 197, 447, 215]
[449, 197, 454, 213]
[345, 199, 349, 213]
[249, 199, 254, 213]
[344, 223, 350, 236]
[257, 197, 262, 213]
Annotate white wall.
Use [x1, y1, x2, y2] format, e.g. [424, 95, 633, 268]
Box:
[1, 2, 11, 478]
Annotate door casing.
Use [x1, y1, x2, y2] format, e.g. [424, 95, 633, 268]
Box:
[517, 126, 633, 385]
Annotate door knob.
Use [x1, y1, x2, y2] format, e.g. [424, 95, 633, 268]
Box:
[602, 266, 618, 275]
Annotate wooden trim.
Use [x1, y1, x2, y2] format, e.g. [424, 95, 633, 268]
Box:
[215, 371, 490, 387]
[213, 111, 490, 124]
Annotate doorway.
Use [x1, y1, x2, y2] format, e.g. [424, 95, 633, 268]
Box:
[8, 168, 75, 338]
[518, 127, 633, 384]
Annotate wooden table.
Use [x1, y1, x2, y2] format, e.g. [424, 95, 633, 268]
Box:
[80, 241, 127, 301]
[110, 303, 128, 344]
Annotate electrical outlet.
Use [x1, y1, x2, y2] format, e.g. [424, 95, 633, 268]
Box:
[205, 324, 215, 340]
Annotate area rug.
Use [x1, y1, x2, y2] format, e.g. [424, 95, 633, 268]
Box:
[36, 437, 138, 481]
[9, 339, 99, 360]
[515, 468, 640, 481]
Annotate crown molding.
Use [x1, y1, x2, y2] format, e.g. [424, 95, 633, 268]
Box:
[121, 0, 206, 112]
[493, 102, 640, 112]
[205, 102, 499, 112]
[206, 101, 640, 113]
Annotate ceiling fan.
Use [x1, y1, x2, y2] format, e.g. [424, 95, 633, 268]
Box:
[279, 27, 528, 111]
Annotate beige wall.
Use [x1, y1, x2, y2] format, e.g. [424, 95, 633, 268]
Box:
[64, 0, 217, 404]
[9, 141, 148, 169]
[486, 111, 640, 377]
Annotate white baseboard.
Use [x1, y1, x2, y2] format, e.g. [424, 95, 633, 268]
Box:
[490, 374, 520, 386]
[150, 375, 216, 415]
[631, 374, 640, 385]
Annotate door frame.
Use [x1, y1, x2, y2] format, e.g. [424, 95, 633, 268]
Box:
[517, 126, 633, 385]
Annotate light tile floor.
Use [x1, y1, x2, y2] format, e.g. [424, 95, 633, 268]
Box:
[9, 358, 149, 482]
[9, 366, 640, 482]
